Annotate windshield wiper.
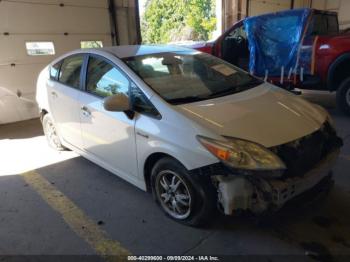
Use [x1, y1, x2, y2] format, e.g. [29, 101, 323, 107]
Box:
[167, 96, 205, 104]
[235, 79, 263, 89]
[167, 79, 263, 105]
[207, 79, 263, 99]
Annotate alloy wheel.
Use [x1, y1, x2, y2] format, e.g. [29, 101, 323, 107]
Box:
[156, 170, 192, 220]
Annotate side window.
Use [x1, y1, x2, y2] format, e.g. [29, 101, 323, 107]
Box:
[50, 62, 61, 80]
[223, 24, 249, 69]
[130, 83, 160, 118]
[311, 14, 328, 35]
[87, 56, 129, 98]
[227, 25, 247, 41]
[59, 55, 84, 89]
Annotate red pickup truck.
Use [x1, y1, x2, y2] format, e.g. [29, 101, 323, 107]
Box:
[191, 9, 350, 115]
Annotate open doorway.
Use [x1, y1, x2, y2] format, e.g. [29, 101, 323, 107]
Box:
[139, 0, 217, 44]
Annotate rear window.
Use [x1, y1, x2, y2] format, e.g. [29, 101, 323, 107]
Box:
[327, 15, 339, 34]
[311, 14, 339, 35]
[311, 14, 328, 35]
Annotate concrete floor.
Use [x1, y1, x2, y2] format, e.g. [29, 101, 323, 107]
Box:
[0, 92, 350, 261]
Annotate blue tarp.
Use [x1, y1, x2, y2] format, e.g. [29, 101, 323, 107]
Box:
[244, 8, 312, 77]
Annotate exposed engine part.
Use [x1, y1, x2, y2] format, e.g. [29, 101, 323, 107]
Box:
[212, 149, 339, 216]
[213, 175, 269, 215]
[267, 150, 339, 207]
[271, 121, 342, 178]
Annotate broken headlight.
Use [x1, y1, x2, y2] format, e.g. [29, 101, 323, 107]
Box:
[197, 136, 286, 172]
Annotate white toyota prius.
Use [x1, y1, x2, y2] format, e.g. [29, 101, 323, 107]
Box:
[36, 45, 343, 226]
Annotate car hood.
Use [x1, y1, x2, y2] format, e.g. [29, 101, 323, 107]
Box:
[177, 84, 327, 148]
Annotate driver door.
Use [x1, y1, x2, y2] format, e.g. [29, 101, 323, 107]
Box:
[220, 23, 250, 71]
[79, 55, 138, 179]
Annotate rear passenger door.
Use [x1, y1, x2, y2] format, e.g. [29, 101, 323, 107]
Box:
[48, 54, 84, 148]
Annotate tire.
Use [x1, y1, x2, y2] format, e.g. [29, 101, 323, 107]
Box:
[151, 157, 216, 227]
[336, 77, 350, 116]
[42, 114, 65, 151]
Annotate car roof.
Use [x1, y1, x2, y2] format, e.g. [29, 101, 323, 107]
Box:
[87, 45, 194, 59]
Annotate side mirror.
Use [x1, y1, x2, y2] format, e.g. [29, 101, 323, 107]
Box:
[103, 93, 130, 112]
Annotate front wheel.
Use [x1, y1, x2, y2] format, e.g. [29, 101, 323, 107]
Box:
[336, 77, 350, 116]
[151, 157, 216, 227]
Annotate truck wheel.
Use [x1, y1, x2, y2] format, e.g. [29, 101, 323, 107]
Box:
[336, 77, 350, 116]
[151, 157, 216, 227]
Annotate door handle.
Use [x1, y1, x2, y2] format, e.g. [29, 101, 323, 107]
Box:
[137, 131, 149, 139]
[81, 106, 91, 117]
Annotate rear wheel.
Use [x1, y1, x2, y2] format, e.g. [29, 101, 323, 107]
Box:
[42, 114, 65, 151]
[336, 77, 350, 116]
[151, 157, 216, 227]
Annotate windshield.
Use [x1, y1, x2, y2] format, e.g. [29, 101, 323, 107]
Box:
[123, 51, 262, 105]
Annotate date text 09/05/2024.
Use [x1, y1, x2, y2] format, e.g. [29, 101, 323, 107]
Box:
[127, 256, 220, 261]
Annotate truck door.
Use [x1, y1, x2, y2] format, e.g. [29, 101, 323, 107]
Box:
[218, 23, 250, 71]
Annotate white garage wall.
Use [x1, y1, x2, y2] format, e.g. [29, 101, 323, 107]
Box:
[248, 0, 291, 16]
[116, 0, 141, 45]
[244, 0, 350, 30]
[338, 1, 350, 29]
[0, 0, 140, 124]
[219, 0, 292, 32]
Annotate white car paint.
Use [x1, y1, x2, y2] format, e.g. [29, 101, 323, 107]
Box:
[178, 84, 327, 148]
[36, 46, 338, 216]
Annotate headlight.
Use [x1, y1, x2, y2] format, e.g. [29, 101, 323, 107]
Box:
[197, 136, 286, 171]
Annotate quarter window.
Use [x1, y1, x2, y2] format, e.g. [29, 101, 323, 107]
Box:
[130, 83, 160, 118]
[50, 62, 61, 80]
[59, 55, 84, 89]
[86, 56, 129, 98]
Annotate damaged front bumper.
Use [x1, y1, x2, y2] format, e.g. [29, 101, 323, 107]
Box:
[213, 149, 340, 216]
